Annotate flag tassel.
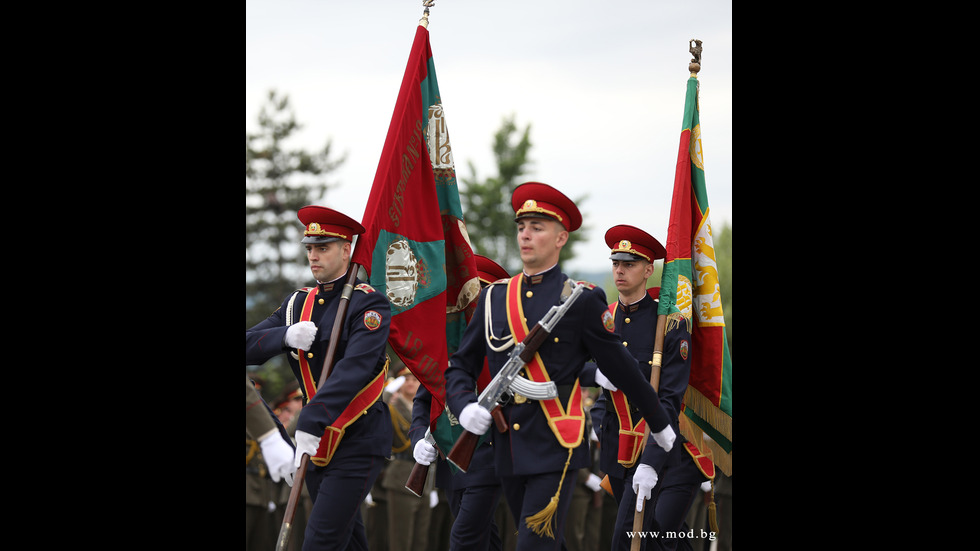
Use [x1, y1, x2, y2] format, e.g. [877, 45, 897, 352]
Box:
[707, 479, 719, 534]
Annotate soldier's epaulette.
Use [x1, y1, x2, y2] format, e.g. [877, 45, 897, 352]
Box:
[355, 283, 376, 293]
[488, 278, 509, 285]
[664, 311, 692, 335]
[562, 278, 597, 301]
[575, 280, 598, 290]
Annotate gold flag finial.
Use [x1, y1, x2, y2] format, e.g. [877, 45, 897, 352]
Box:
[419, 0, 435, 28]
[689, 39, 703, 75]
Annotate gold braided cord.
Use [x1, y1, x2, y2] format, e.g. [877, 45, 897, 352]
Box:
[524, 448, 574, 539]
[389, 400, 412, 454]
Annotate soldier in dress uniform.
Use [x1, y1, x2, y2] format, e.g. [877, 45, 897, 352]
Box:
[444, 182, 677, 550]
[411, 255, 508, 551]
[247, 375, 296, 551]
[246, 205, 393, 551]
[247, 375, 296, 485]
[271, 381, 312, 551]
[590, 224, 710, 550]
[273, 382, 305, 432]
[385, 368, 434, 551]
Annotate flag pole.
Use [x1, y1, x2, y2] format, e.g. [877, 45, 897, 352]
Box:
[401, 0, 442, 499]
[630, 40, 703, 551]
[276, 240, 364, 551]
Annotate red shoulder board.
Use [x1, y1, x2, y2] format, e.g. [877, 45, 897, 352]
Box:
[646, 286, 660, 299]
[576, 280, 597, 290]
[355, 283, 376, 293]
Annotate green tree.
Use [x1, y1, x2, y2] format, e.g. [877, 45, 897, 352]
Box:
[714, 222, 732, 353]
[246, 90, 346, 395]
[459, 114, 587, 275]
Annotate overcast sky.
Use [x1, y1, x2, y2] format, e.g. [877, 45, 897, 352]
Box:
[246, 0, 732, 273]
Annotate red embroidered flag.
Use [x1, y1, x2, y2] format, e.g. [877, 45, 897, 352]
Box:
[352, 24, 480, 437]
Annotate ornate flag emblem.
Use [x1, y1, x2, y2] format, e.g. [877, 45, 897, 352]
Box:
[385, 239, 419, 307]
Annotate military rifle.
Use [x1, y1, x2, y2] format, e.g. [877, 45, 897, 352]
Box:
[404, 429, 440, 497]
[446, 282, 586, 472]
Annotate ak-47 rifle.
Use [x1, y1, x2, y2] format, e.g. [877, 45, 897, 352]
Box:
[276, 263, 362, 551]
[445, 282, 586, 472]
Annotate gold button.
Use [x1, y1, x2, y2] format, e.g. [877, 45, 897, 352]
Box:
[623, 341, 628, 347]
[512, 423, 520, 430]
[625, 318, 631, 323]
[554, 337, 559, 342]
[307, 352, 314, 358]
[318, 298, 324, 305]
[526, 291, 533, 298]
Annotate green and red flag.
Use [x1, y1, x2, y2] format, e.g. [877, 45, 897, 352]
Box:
[658, 73, 733, 475]
[352, 23, 480, 452]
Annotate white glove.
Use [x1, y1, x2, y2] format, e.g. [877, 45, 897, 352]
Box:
[259, 429, 296, 486]
[595, 368, 618, 391]
[459, 403, 492, 435]
[632, 464, 659, 512]
[285, 321, 317, 350]
[429, 490, 439, 509]
[386, 375, 405, 394]
[585, 473, 603, 492]
[294, 429, 321, 468]
[413, 438, 438, 465]
[652, 423, 676, 452]
[364, 493, 375, 507]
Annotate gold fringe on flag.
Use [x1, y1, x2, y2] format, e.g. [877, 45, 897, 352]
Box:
[679, 407, 732, 477]
[525, 448, 573, 539]
[683, 387, 732, 443]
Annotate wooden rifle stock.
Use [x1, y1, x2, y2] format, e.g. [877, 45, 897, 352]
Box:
[276, 263, 361, 551]
[631, 313, 666, 551]
[405, 432, 447, 497]
[405, 460, 430, 498]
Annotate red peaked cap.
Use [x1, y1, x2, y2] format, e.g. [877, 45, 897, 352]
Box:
[475, 254, 510, 285]
[297, 205, 365, 244]
[511, 182, 582, 232]
[604, 224, 666, 263]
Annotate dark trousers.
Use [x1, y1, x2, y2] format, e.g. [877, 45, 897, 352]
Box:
[302, 454, 384, 551]
[610, 457, 705, 551]
[500, 470, 579, 551]
[449, 483, 503, 551]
